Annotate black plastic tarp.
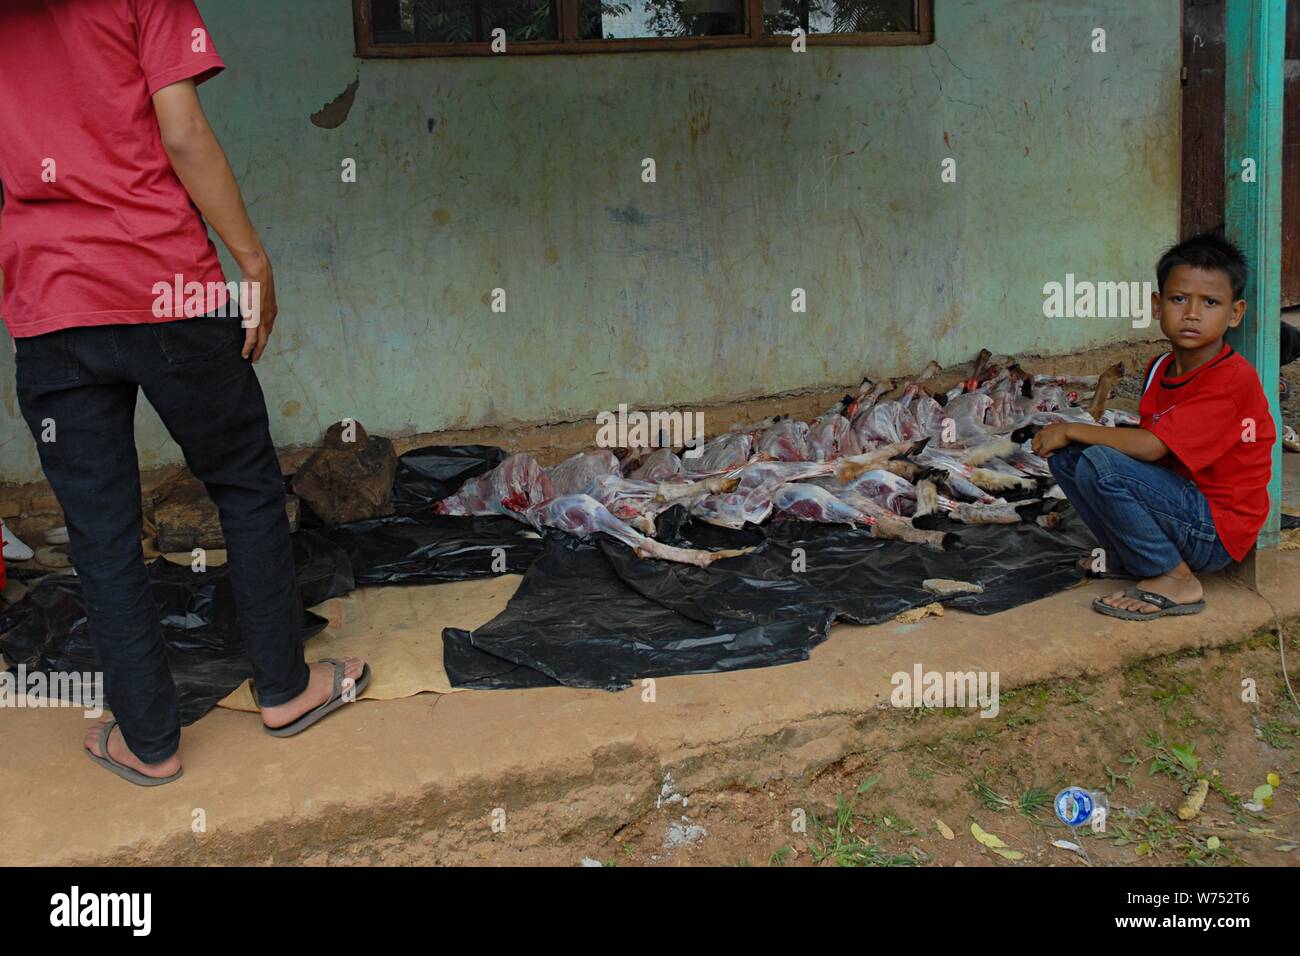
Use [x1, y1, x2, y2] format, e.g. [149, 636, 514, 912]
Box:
[390, 444, 507, 514]
[312, 513, 543, 585]
[442, 531, 833, 691]
[443, 511, 1097, 691]
[0, 529, 351, 724]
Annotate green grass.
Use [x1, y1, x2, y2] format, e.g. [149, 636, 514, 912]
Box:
[972, 774, 1053, 818]
[808, 794, 917, 867]
[1258, 717, 1300, 750]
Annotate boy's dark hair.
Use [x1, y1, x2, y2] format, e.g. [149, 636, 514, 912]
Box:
[1156, 229, 1249, 300]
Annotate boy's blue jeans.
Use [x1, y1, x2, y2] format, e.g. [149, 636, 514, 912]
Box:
[1048, 443, 1232, 579]
[14, 314, 310, 763]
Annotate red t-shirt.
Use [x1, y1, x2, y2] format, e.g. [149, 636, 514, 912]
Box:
[0, 0, 227, 339]
[1138, 343, 1275, 561]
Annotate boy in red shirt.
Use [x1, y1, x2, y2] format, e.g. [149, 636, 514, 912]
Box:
[0, 0, 368, 785]
[1034, 232, 1275, 620]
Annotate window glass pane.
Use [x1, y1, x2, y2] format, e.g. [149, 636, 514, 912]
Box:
[578, 0, 747, 40]
[763, 0, 915, 35]
[371, 0, 558, 43]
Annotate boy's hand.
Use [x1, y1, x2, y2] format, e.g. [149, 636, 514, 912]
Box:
[1031, 422, 1073, 458]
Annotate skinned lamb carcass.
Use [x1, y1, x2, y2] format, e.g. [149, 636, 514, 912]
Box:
[807, 413, 864, 461]
[686, 432, 754, 475]
[529, 494, 752, 567]
[772, 483, 866, 526]
[626, 447, 686, 482]
[757, 418, 813, 461]
[852, 400, 922, 445]
[775, 483, 953, 549]
[433, 454, 554, 522]
[689, 460, 840, 529]
[547, 450, 621, 496]
[813, 468, 920, 517]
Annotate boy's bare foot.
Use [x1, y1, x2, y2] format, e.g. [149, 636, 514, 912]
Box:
[1098, 564, 1203, 614]
[261, 657, 366, 730]
[83, 717, 182, 779]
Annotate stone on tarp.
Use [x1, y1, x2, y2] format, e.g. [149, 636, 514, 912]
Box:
[922, 578, 985, 597]
[155, 479, 300, 553]
[290, 419, 397, 525]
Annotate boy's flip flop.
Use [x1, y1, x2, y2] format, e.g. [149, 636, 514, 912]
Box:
[84, 719, 183, 787]
[1092, 587, 1205, 621]
[263, 658, 372, 738]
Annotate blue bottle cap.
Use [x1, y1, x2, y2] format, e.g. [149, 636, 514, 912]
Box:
[1055, 787, 1093, 827]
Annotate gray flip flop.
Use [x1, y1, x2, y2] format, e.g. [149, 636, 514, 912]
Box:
[84, 719, 183, 787]
[1092, 586, 1205, 621]
[263, 658, 371, 738]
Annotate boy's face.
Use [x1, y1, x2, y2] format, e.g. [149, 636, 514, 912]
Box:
[1151, 265, 1246, 351]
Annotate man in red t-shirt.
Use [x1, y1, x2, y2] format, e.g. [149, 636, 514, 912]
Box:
[0, 0, 368, 785]
[1034, 232, 1275, 620]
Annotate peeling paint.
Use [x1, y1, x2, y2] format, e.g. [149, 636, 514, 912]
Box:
[310, 76, 360, 129]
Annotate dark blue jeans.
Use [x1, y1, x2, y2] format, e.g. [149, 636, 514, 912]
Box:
[1048, 443, 1232, 579]
[14, 315, 309, 762]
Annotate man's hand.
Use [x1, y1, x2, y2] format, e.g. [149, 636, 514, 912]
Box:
[238, 249, 276, 362]
[1031, 422, 1073, 458]
[153, 80, 277, 362]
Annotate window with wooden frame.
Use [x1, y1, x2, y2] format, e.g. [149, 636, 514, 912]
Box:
[354, 0, 933, 56]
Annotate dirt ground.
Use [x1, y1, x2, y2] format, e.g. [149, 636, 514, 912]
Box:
[309, 620, 1300, 867]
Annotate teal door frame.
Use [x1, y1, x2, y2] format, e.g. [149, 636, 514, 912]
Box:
[1224, 0, 1286, 550]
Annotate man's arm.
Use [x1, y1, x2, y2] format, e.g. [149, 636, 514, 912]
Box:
[1032, 422, 1169, 461]
[151, 79, 276, 361]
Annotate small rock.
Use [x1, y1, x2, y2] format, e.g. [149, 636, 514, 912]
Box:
[323, 419, 370, 450]
[895, 602, 944, 624]
[922, 578, 984, 597]
[579, 857, 603, 867]
[291, 420, 396, 524]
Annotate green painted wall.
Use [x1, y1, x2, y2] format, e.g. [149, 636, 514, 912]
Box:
[0, 0, 1180, 483]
